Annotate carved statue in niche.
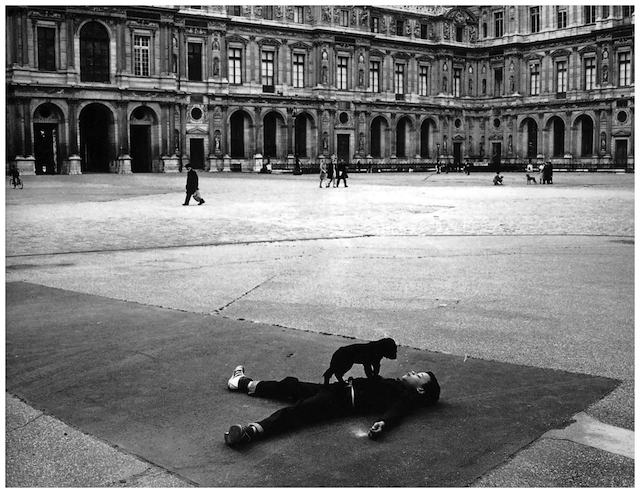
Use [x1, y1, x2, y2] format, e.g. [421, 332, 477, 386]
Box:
[322, 7, 331, 22]
[360, 9, 369, 27]
[482, 79, 486, 94]
[468, 78, 473, 94]
[602, 65, 608, 82]
[359, 69, 364, 86]
[323, 133, 329, 150]
[479, 140, 484, 157]
[275, 6, 283, 18]
[443, 77, 448, 93]
[322, 66, 328, 84]
[508, 135, 513, 153]
[509, 75, 514, 92]
[213, 38, 220, 51]
[600, 132, 607, 152]
[214, 132, 221, 153]
[285, 6, 294, 20]
[380, 17, 387, 33]
[213, 57, 219, 76]
[359, 133, 364, 152]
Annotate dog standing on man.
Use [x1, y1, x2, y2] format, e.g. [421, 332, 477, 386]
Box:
[323, 337, 398, 386]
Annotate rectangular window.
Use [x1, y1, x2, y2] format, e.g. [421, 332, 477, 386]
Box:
[395, 63, 405, 94]
[584, 57, 596, 90]
[602, 6, 610, 19]
[341, 10, 349, 27]
[556, 7, 567, 28]
[370, 60, 380, 93]
[397, 20, 404, 36]
[420, 24, 428, 39]
[453, 68, 461, 97]
[530, 7, 540, 33]
[264, 6, 274, 20]
[530, 63, 540, 95]
[261, 51, 274, 87]
[419, 66, 428, 95]
[494, 67, 503, 96]
[37, 26, 56, 71]
[371, 16, 379, 33]
[584, 6, 596, 24]
[228, 47, 242, 84]
[134, 35, 150, 76]
[294, 6, 304, 24]
[231, 6, 241, 16]
[622, 6, 634, 17]
[187, 42, 202, 81]
[456, 26, 464, 42]
[293, 53, 304, 88]
[494, 11, 504, 37]
[337, 56, 348, 90]
[556, 60, 567, 94]
[618, 52, 631, 86]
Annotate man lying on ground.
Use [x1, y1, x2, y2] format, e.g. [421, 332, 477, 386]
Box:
[224, 364, 440, 446]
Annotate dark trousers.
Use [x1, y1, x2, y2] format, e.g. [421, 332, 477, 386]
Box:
[253, 377, 352, 437]
[336, 174, 347, 187]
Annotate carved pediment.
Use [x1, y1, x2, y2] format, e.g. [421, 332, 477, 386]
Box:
[187, 127, 208, 135]
[226, 34, 248, 46]
[258, 37, 281, 47]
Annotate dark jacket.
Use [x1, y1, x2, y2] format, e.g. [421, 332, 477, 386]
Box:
[186, 169, 199, 193]
[352, 377, 421, 429]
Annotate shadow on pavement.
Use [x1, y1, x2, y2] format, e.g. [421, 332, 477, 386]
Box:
[6, 282, 619, 487]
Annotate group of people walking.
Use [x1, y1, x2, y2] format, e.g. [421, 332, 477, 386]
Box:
[319, 159, 348, 188]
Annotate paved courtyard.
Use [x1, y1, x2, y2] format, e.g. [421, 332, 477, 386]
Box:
[5, 170, 634, 486]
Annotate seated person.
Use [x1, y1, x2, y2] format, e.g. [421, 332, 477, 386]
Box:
[224, 365, 440, 446]
[493, 172, 503, 185]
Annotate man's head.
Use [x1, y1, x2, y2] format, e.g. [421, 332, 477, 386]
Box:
[400, 370, 440, 405]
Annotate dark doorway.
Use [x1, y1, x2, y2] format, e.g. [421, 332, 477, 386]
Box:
[580, 117, 594, 157]
[337, 134, 350, 163]
[264, 113, 277, 159]
[34, 123, 58, 174]
[553, 118, 565, 157]
[80, 104, 111, 173]
[130, 126, 151, 172]
[453, 142, 462, 167]
[396, 120, 407, 158]
[295, 115, 307, 158]
[526, 120, 538, 158]
[371, 119, 382, 158]
[491, 142, 502, 170]
[420, 120, 431, 157]
[189, 139, 205, 169]
[615, 140, 628, 166]
[230, 112, 245, 158]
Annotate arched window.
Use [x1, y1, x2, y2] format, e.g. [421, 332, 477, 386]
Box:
[80, 22, 109, 82]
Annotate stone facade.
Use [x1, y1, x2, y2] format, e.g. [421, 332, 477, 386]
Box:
[5, 5, 634, 174]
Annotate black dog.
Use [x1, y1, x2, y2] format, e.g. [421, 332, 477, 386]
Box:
[526, 174, 537, 184]
[323, 338, 397, 386]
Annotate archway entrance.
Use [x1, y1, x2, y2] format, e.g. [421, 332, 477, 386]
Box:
[130, 106, 155, 172]
[33, 103, 62, 175]
[79, 103, 113, 172]
[230, 110, 251, 158]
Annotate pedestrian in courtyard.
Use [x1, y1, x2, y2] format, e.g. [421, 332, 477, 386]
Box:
[542, 161, 553, 185]
[326, 159, 336, 188]
[493, 171, 503, 185]
[336, 160, 348, 187]
[319, 160, 328, 188]
[224, 364, 440, 447]
[183, 165, 205, 205]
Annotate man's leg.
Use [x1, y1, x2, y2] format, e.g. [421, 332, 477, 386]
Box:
[225, 366, 350, 446]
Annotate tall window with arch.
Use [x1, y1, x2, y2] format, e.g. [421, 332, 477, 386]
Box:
[80, 22, 109, 82]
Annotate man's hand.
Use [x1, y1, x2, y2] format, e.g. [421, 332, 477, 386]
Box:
[368, 421, 385, 439]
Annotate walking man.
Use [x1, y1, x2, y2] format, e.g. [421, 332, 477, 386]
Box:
[183, 165, 205, 205]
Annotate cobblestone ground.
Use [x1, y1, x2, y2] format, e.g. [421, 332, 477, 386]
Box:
[5, 172, 634, 257]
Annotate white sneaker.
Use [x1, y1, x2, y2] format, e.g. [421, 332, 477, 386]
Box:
[227, 365, 246, 390]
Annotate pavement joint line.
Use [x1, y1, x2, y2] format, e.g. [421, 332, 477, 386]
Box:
[217, 273, 279, 312]
[542, 412, 634, 460]
[4, 233, 635, 259]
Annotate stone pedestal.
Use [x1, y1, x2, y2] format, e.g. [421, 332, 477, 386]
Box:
[117, 155, 132, 174]
[222, 154, 231, 172]
[162, 155, 180, 172]
[15, 156, 36, 175]
[67, 155, 82, 174]
[253, 153, 263, 172]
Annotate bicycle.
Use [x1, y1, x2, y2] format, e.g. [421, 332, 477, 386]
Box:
[10, 176, 23, 189]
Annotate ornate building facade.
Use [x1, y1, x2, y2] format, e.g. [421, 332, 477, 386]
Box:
[5, 5, 635, 174]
